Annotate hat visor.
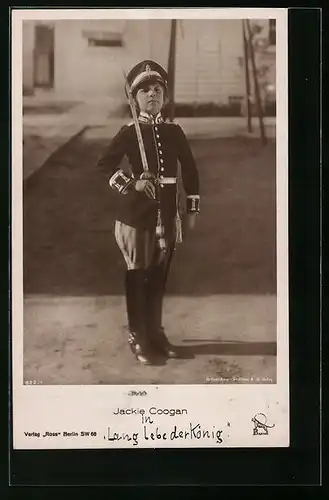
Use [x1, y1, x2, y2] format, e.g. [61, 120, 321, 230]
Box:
[130, 71, 167, 94]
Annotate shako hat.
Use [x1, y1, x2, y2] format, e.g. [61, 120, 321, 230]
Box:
[126, 60, 168, 95]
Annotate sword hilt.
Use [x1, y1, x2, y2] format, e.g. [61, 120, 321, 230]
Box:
[140, 171, 156, 181]
[140, 171, 159, 202]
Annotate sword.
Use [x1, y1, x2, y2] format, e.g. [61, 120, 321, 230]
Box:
[124, 73, 155, 182]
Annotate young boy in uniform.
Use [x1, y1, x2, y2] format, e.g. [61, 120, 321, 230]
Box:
[97, 60, 200, 365]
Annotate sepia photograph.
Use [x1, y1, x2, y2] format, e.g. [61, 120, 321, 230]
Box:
[12, 8, 289, 450]
[21, 16, 277, 386]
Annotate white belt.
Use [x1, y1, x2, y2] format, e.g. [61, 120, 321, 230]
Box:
[158, 177, 177, 184]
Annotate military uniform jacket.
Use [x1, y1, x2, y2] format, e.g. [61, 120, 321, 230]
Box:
[97, 112, 200, 233]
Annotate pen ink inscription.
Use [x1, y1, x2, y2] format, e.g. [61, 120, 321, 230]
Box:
[105, 407, 225, 446]
[106, 423, 223, 446]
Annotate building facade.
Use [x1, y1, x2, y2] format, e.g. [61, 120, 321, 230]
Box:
[23, 19, 276, 111]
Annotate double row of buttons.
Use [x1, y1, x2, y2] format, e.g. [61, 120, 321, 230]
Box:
[154, 125, 165, 187]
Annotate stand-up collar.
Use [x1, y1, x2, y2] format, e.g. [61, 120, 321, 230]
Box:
[138, 111, 164, 124]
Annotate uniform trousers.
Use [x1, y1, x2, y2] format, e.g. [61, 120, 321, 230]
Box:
[114, 220, 175, 271]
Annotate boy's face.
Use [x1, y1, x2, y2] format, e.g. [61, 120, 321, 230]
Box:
[135, 82, 165, 116]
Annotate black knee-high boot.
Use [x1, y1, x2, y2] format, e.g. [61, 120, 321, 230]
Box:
[125, 269, 153, 365]
[145, 264, 178, 359]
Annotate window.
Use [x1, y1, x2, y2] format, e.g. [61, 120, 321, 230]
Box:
[82, 30, 123, 48]
[269, 19, 276, 45]
[88, 38, 123, 47]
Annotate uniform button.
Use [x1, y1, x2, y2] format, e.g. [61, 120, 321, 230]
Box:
[154, 127, 158, 131]
[159, 150, 163, 155]
[156, 134, 160, 138]
[158, 142, 161, 147]
[160, 159, 164, 163]
[160, 175, 164, 179]
[160, 167, 164, 171]
[160, 184, 164, 188]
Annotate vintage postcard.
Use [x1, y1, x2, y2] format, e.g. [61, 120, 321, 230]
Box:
[11, 7, 289, 449]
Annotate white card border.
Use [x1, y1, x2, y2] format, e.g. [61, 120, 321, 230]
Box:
[11, 7, 289, 450]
